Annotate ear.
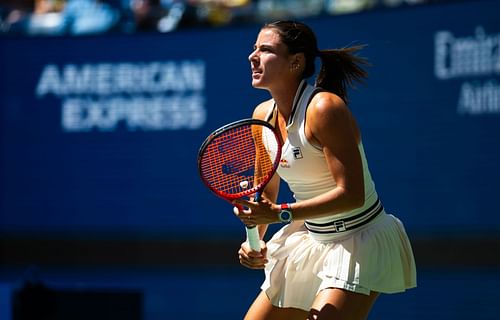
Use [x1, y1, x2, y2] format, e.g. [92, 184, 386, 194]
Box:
[295, 53, 306, 65]
[289, 53, 306, 71]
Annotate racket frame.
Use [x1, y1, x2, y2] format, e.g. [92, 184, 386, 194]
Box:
[197, 118, 282, 251]
[198, 118, 282, 200]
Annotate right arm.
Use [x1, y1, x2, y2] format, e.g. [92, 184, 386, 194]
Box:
[238, 100, 279, 268]
[252, 99, 280, 239]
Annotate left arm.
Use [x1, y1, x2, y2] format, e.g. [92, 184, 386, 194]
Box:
[234, 92, 365, 223]
[290, 92, 365, 219]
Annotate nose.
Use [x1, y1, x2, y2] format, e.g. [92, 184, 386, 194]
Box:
[248, 49, 258, 63]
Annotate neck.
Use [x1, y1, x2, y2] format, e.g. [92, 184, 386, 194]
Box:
[270, 80, 302, 122]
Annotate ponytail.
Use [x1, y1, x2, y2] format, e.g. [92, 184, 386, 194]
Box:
[315, 45, 369, 104]
[262, 21, 369, 104]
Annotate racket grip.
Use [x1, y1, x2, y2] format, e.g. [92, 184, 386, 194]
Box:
[246, 191, 262, 251]
[245, 225, 261, 252]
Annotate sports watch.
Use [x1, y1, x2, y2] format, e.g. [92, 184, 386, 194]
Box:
[278, 203, 293, 223]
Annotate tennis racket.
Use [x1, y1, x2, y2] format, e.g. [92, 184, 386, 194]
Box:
[198, 119, 282, 252]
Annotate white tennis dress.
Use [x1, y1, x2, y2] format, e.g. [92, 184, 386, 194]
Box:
[261, 80, 417, 311]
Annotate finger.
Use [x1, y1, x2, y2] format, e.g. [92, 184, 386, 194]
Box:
[242, 242, 266, 259]
[233, 206, 252, 214]
[233, 206, 252, 220]
[238, 254, 267, 269]
[233, 199, 254, 208]
[241, 256, 268, 269]
[233, 206, 240, 215]
[241, 262, 266, 269]
[239, 243, 268, 268]
[240, 242, 258, 258]
[240, 242, 252, 254]
[238, 247, 247, 257]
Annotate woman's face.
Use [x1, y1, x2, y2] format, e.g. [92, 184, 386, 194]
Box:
[248, 28, 295, 90]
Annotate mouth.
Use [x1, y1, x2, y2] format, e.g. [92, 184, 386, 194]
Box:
[251, 69, 262, 78]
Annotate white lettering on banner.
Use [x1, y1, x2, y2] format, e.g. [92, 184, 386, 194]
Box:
[458, 80, 500, 115]
[62, 95, 205, 131]
[36, 60, 207, 132]
[434, 26, 500, 115]
[435, 27, 500, 80]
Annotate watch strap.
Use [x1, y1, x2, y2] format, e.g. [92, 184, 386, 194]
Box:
[278, 203, 293, 223]
[280, 203, 291, 210]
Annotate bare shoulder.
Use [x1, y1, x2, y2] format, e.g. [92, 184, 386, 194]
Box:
[252, 99, 274, 120]
[307, 91, 360, 144]
[308, 91, 350, 124]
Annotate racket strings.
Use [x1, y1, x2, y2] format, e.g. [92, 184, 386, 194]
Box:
[200, 125, 256, 195]
[253, 126, 276, 185]
[199, 124, 279, 198]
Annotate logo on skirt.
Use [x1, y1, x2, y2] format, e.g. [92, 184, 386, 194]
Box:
[333, 221, 346, 232]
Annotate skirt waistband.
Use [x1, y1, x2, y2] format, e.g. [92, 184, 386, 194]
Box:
[305, 198, 383, 235]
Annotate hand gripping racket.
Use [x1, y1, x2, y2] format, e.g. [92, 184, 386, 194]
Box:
[198, 119, 282, 251]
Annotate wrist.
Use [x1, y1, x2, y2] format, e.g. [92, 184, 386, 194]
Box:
[277, 203, 293, 223]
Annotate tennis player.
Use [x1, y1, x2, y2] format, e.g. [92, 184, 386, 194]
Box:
[233, 20, 417, 319]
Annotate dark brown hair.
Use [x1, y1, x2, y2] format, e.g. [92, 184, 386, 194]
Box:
[263, 20, 369, 104]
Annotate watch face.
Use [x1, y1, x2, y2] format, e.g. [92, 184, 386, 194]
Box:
[280, 210, 291, 222]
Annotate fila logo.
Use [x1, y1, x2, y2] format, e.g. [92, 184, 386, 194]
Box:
[292, 147, 303, 159]
[333, 221, 346, 232]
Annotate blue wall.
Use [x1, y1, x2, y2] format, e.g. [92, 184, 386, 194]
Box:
[1, 1, 499, 238]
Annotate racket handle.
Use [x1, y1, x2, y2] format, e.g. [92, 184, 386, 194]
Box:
[245, 225, 261, 252]
[246, 191, 262, 251]
[235, 203, 261, 252]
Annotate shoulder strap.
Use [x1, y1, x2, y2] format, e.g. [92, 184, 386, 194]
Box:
[264, 102, 278, 128]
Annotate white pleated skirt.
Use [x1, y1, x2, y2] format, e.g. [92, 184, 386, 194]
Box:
[260, 212, 417, 311]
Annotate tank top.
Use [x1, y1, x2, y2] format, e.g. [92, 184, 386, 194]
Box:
[266, 80, 380, 227]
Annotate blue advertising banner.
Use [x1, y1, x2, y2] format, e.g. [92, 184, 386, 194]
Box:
[1, 0, 499, 236]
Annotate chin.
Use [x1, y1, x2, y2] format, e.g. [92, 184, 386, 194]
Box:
[251, 79, 266, 89]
